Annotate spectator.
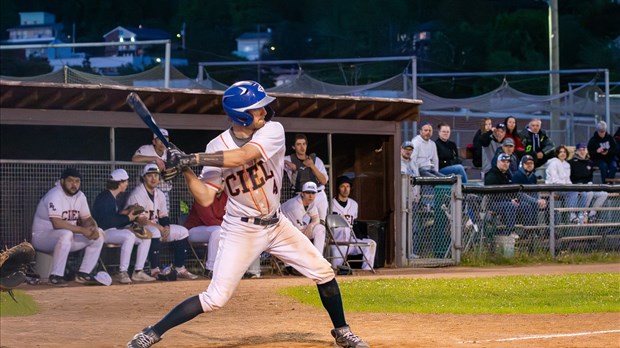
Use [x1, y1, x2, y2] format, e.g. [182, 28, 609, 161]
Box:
[411, 122, 445, 177]
[484, 153, 518, 236]
[492, 138, 519, 175]
[126, 164, 198, 280]
[400, 141, 416, 176]
[503, 116, 525, 156]
[587, 121, 618, 184]
[545, 146, 580, 224]
[615, 127, 620, 173]
[330, 176, 376, 271]
[184, 189, 226, 279]
[132, 128, 173, 210]
[31, 168, 104, 286]
[480, 122, 507, 174]
[92, 169, 156, 284]
[520, 118, 555, 168]
[512, 155, 547, 226]
[569, 143, 608, 223]
[284, 134, 329, 221]
[435, 123, 468, 183]
[472, 118, 492, 168]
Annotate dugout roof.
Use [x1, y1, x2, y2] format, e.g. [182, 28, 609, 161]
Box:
[0, 81, 421, 133]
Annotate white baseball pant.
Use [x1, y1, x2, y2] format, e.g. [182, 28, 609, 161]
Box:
[104, 228, 151, 271]
[32, 228, 104, 277]
[145, 224, 189, 241]
[188, 225, 221, 271]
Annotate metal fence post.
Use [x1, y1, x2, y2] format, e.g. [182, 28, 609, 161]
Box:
[451, 176, 463, 263]
[549, 192, 556, 257]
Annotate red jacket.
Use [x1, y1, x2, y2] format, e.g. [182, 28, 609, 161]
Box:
[184, 192, 227, 228]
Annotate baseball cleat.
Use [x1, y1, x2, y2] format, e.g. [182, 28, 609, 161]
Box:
[117, 271, 132, 284]
[48, 274, 68, 287]
[331, 325, 370, 348]
[176, 266, 199, 280]
[127, 326, 161, 348]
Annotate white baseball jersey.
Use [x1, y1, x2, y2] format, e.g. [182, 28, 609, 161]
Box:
[32, 183, 92, 233]
[330, 197, 358, 242]
[133, 144, 167, 161]
[125, 183, 169, 223]
[200, 121, 285, 218]
[281, 195, 318, 231]
[283, 154, 328, 191]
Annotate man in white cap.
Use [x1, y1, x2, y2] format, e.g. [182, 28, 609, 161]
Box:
[92, 168, 156, 284]
[132, 128, 173, 210]
[281, 181, 326, 256]
[126, 164, 198, 280]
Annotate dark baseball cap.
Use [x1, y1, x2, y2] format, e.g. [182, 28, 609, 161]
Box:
[520, 154, 535, 165]
[495, 123, 506, 130]
[576, 143, 587, 149]
[336, 175, 353, 188]
[60, 167, 82, 179]
[502, 138, 515, 147]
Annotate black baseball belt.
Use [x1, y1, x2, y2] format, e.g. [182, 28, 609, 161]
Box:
[241, 213, 279, 226]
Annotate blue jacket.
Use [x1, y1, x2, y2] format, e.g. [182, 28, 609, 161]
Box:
[92, 190, 131, 230]
[512, 167, 539, 204]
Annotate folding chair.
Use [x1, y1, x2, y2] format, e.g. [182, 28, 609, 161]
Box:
[98, 243, 122, 274]
[325, 214, 376, 273]
[188, 241, 208, 274]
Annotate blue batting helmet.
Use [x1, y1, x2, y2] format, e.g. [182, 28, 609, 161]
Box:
[222, 81, 276, 127]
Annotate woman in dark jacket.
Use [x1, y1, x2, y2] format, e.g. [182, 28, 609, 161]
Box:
[503, 116, 525, 157]
[472, 117, 492, 168]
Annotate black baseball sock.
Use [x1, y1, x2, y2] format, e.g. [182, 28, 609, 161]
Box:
[173, 239, 189, 268]
[152, 295, 203, 336]
[149, 238, 161, 270]
[317, 278, 347, 328]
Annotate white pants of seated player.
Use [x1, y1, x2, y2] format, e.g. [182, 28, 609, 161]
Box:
[144, 224, 189, 241]
[188, 225, 221, 271]
[314, 191, 329, 221]
[103, 228, 151, 272]
[198, 215, 334, 312]
[330, 238, 377, 270]
[32, 228, 104, 277]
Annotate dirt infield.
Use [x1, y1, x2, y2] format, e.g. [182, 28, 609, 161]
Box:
[1, 263, 619, 347]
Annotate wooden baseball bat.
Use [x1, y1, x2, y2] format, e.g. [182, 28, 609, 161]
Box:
[126, 92, 171, 148]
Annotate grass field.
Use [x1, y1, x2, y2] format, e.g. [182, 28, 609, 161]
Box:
[279, 272, 620, 314]
[0, 290, 40, 316]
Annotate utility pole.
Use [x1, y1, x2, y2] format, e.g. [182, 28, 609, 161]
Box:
[548, 0, 561, 144]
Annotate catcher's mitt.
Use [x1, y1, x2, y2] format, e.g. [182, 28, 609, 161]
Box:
[0, 241, 36, 301]
[129, 222, 152, 239]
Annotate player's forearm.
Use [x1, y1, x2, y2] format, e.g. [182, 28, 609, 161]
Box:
[50, 218, 82, 233]
[311, 168, 328, 185]
[182, 147, 261, 168]
[132, 154, 159, 163]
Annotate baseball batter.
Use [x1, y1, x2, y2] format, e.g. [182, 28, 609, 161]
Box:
[127, 81, 369, 348]
[31, 168, 104, 286]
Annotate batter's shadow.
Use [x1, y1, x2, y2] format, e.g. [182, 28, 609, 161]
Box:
[179, 330, 332, 347]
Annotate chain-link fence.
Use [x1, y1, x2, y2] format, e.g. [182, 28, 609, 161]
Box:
[402, 175, 620, 265]
[0, 160, 306, 275]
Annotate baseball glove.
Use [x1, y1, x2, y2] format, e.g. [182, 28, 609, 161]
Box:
[0, 241, 36, 301]
[128, 203, 145, 215]
[129, 222, 152, 239]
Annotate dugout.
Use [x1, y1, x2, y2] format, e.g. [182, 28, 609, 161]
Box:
[0, 80, 421, 267]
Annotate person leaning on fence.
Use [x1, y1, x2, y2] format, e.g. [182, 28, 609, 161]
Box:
[92, 169, 156, 284]
[492, 137, 519, 175]
[484, 153, 518, 237]
[480, 122, 507, 175]
[569, 143, 608, 223]
[126, 164, 198, 280]
[512, 155, 547, 227]
[435, 122, 468, 183]
[132, 128, 174, 210]
[545, 145, 580, 224]
[472, 117, 492, 169]
[520, 118, 555, 168]
[411, 122, 446, 177]
[587, 121, 618, 184]
[31, 168, 105, 286]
